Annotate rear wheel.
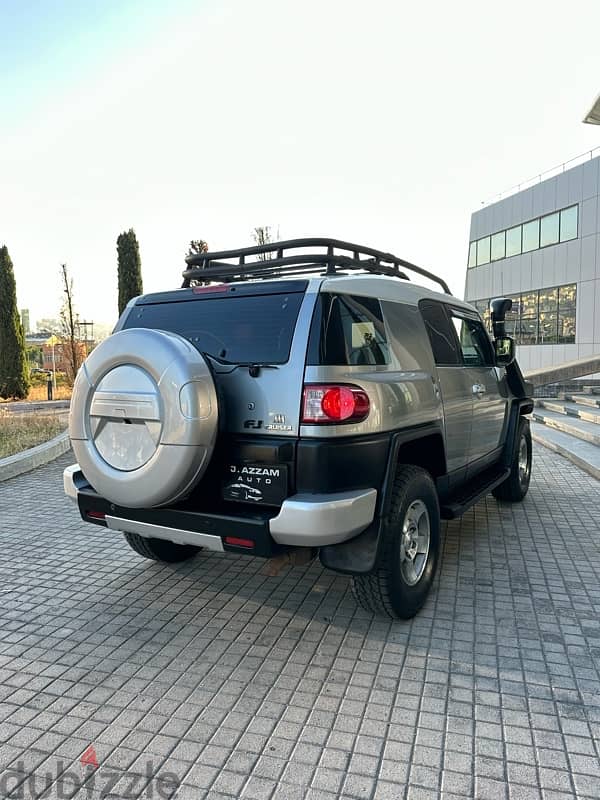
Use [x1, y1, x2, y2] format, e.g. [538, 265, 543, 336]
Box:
[492, 417, 532, 502]
[124, 533, 201, 563]
[351, 465, 441, 619]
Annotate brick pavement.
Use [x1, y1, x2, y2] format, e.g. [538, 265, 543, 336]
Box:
[0, 445, 599, 799]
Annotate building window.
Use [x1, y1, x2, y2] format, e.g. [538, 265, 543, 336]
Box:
[522, 219, 540, 253]
[504, 294, 520, 338]
[476, 236, 491, 266]
[558, 284, 576, 343]
[468, 241, 477, 268]
[560, 205, 578, 242]
[540, 212, 560, 247]
[471, 283, 576, 346]
[473, 299, 490, 331]
[467, 204, 578, 267]
[519, 291, 539, 345]
[491, 231, 506, 261]
[505, 225, 522, 258]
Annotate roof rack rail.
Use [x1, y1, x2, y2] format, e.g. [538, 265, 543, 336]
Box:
[181, 237, 451, 295]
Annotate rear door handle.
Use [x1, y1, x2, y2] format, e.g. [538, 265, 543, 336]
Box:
[472, 384, 486, 396]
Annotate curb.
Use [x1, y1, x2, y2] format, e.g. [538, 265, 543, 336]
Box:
[532, 430, 600, 482]
[0, 430, 71, 483]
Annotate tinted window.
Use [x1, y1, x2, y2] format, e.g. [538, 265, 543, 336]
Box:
[308, 293, 389, 366]
[450, 313, 495, 367]
[124, 291, 304, 364]
[419, 302, 460, 366]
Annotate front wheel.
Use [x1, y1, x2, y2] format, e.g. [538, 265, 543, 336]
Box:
[351, 465, 441, 619]
[124, 533, 201, 563]
[492, 417, 532, 502]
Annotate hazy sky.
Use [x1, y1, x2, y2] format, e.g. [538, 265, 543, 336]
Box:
[2, 0, 600, 329]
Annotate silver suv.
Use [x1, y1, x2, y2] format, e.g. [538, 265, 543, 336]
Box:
[64, 238, 533, 619]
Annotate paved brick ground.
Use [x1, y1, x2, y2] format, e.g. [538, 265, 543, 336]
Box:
[0, 445, 599, 799]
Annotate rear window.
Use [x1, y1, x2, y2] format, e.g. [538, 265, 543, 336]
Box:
[307, 293, 390, 366]
[124, 292, 304, 364]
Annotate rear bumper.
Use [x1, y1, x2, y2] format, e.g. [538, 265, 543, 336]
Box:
[64, 464, 377, 553]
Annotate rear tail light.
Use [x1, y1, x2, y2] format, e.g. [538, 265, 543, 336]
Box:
[302, 384, 370, 424]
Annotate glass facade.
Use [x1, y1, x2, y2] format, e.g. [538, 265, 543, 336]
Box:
[491, 231, 506, 261]
[476, 237, 490, 266]
[468, 205, 578, 267]
[473, 284, 576, 345]
[540, 212, 559, 247]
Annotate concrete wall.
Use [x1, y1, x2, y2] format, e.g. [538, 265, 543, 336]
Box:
[465, 156, 600, 371]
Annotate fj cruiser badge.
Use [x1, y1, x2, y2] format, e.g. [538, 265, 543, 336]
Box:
[265, 413, 292, 431]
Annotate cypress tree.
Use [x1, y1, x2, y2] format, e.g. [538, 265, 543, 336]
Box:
[0, 246, 30, 399]
[117, 229, 143, 316]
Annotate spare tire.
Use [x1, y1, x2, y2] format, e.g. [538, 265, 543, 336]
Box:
[69, 328, 218, 508]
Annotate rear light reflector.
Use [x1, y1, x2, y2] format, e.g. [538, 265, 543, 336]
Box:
[302, 384, 370, 424]
[225, 536, 255, 549]
[86, 511, 106, 520]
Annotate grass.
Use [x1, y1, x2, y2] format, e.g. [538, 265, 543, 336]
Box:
[26, 384, 72, 402]
[0, 385, 72, 404]
[0, 411, 67, 459]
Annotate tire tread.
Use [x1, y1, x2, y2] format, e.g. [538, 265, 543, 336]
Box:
[351, 465, 433, 619]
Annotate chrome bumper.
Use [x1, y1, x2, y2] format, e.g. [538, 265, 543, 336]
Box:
[269, 489, 377, 546]
[64, 464, 377, 549]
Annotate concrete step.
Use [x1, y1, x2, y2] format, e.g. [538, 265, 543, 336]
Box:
[532, 409, 600, 446]
[531, 422, 600, 481]
[583, 386, 600, 395]
[536, 399, 600, 425]
[560, 393, 600, 408]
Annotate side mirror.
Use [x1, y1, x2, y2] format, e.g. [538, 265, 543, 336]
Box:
[490, 297, 513, 339]
[494, 336, 515, 366]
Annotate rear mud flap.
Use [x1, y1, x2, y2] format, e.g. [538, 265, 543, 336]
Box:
[319, 520, 383, 575]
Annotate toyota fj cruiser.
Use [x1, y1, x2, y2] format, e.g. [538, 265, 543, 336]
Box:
[64, 239, 533, 619]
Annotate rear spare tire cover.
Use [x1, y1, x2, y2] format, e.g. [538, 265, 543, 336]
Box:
[69, 328, 218, 508]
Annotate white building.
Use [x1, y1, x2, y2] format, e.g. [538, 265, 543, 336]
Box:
[464, 154, 600, 371]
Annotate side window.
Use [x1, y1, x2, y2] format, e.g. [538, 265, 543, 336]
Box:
[307, 293, 390, 366]
[419, 301, 461, 366]
[450, 313, 495, 367]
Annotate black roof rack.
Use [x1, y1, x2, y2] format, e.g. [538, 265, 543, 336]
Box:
[181, 237, 451, 295]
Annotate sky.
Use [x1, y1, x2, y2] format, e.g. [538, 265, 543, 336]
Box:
[1, 0, 600, 330]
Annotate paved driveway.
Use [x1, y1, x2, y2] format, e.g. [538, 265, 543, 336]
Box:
[0, 446, 599, 799]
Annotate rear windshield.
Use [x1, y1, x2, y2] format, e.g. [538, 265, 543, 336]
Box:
[124, 292, 304, 364]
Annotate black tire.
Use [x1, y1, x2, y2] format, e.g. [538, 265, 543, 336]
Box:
[492, 417, 532, 502]
[351, 465, 441, 619]
[124, 533, 201, 563]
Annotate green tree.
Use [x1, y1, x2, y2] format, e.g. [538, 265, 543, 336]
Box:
[117, 229, 143, 316]
[0, 245, 30, 399]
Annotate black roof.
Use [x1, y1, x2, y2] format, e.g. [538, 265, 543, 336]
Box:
[181, 238, 451, 295]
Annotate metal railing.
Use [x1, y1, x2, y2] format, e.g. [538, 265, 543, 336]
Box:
[481, 146, 600, 208]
